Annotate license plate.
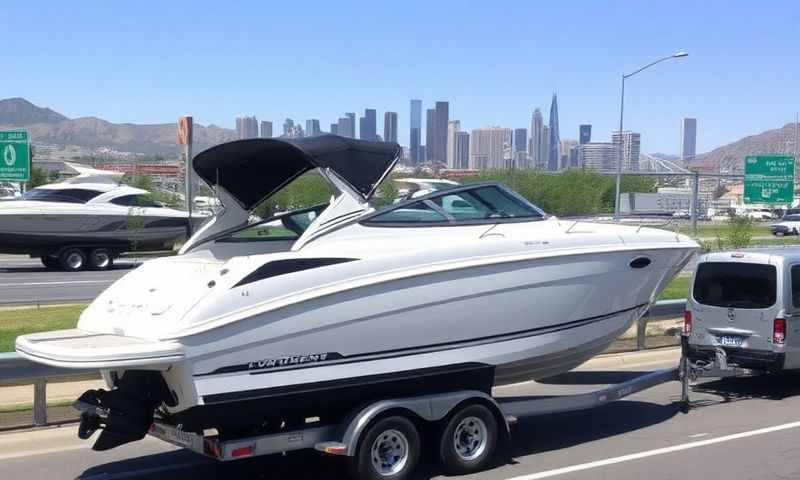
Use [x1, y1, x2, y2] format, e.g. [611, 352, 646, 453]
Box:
[717, 335, 744, 347]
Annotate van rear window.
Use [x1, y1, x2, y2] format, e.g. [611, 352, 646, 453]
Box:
[693, 262, 776, 309]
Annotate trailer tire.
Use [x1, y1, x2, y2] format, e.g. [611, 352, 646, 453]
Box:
[88, 248, 114, 271]
[59, 248, 87, 272]
[351, 415, 420, 480]
[438, 403, 498, 475]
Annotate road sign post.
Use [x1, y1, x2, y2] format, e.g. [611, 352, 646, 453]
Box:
[0, 130, 30, 182]
[743, 155, 795, 204]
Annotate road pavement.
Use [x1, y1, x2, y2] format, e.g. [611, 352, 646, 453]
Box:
[3, 351, 800, 480]
[0, 254, 140, 305]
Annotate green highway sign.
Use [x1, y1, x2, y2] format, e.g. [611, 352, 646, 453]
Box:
[744, 154, 795, 204]
[0, 130, 30, 182]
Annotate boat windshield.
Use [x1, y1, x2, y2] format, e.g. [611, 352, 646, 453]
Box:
[22, 188, 103, 204]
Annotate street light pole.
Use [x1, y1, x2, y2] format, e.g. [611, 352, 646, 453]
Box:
[613, 51, 688, 220]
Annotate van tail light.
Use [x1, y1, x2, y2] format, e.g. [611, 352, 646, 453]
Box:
[774, 318, 786, 345]
[683, 311, 692, 335]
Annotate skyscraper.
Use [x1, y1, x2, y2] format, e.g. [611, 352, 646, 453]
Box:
[409, 100, 422, 165]
[579, 124, 592, 145]
[541, 125, 550, 168]
[305, 119, 321, 137]
[425, 109, 436, 163]
[514, 128, 527, 168]
[447, 120, 460, 168]
[612, 131, 642, 171]
[469, 127, 512, 170]
[260, 120, 273, 138]
[579, 143, 616, 172]
[283, 118, 295, 137]
[330, 123, 339, 135]
[528, 109, 545, 169]
[548, 94, 560, 171]
[338, 116, 354, 138]
[236, 115, 259, 139]
[358, 109, 377, 141]
[384, 112, 398, 143]
[681, 118, 697, 164]
[454, 131, 470, 169]
[433, 101, 449, 164]
[560, 139, 577, 169]
[345, 113, 356, 138]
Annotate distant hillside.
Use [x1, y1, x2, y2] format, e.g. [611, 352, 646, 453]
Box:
[694, 123, 798, 172]
[0, 97, 237, 155]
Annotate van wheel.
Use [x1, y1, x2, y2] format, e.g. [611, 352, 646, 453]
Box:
[88, 248, 113, 270]
[351, 415, 420, 480]
[59, 248, 86, 272]
[438, 404, 498, 475]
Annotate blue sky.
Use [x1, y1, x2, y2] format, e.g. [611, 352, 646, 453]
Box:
[3, 1, 798, 154]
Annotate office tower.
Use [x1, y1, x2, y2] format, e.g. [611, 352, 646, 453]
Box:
[569, 144, 580, 168]
[528, 109, 545, 169]
[433, 101, 449, 164]
[681, 118, 697, 164]
[454, 131, 470, 169]
[420, 145, 426, 162]
[541, 125, 550, 168]
[514, 128, 528, 168]
[579, 124, 592, 145]
[359, 109, 377, 141]
[260, 121, 273, 138]
[384, 112, 398, 143]
[560, 140, 577, 169]
[330, 123, 339, 135]
[426, 109, 436, 163]
[305, 119, 321, 137]
[409, 99, 422, 165]
[236, 115, 258, 139]
[612, 131, 642, 171]
[447, 120, 461, 168]
[338, 116, 354, 138]
[469, 127, 512, 170]
[548, 93, 560, 171]
[579, 143, 616, 172]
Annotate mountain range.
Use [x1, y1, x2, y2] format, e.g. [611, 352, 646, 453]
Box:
[0, 98, 236, 155]
[694, 122, 799, 173]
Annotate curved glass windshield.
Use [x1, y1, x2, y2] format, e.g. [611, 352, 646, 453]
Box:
[22, 188, 103, 204]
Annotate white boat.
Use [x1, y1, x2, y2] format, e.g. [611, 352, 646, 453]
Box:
[15, 135, 698, 451]
[0, 168, 200, 271]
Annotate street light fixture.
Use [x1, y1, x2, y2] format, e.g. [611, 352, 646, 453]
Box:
[613, 51, 689, 220]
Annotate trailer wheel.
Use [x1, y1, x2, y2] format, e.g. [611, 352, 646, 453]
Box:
[59, 248, 87, 272]
[438, 404, 498, 475]
[88, 248, 114, 271]
[351, 415, 420, 480]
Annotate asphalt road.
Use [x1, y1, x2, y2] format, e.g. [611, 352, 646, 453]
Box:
[0, 254, 140, 305]
[3, 353, 800, 480]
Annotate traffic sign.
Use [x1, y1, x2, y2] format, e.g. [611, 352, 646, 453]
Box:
[0, 130, 30, 182]
[744, 154, 795, 204]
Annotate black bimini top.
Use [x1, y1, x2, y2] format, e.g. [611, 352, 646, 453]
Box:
[193, 135, 401, 210]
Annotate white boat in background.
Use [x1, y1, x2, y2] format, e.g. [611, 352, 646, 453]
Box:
[0, 165, 202, 271]
[15, 135, 698, 451]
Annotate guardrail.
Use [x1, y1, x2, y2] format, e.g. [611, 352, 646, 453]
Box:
[0, 299, 688, 427]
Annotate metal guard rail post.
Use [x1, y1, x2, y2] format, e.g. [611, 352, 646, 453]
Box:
[0, 299, 688, 426]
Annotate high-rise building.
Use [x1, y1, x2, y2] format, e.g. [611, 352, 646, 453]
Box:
[425, 109, 436, 164]
[447, 120, 460, 168]
[579, 124, 592, 145]
[514, 128, 528, 168]
[282, 118, 295, 137]
[542, 125, 550, 168]
[548, 94, 560, 171]
[419, 145, 426, 162]
[359, 109, 377, 141]
[330, 123, 339, 135]
[579, 143, 616, 172]
[612, 131, 642, 171]
[338, 116, 354, 138]
[469, 127, 512, 170]
[260, 121, 273, 138]
[305, 119, 321, 137]
[569, 144, 580, 168]
[409, 100, 422, 165]
[384, 112, 398, 143]
[529, 109, 545, 169]
[433, 101, 449, 164]
[345, 113, 356, 138]
[681, 118, 697, 164]
[236, 115, 259, 139]
[560, 140, 577, 169]
[454, 131, 470, 169]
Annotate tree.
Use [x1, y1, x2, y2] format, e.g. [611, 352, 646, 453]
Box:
[25, 167, 60, 189]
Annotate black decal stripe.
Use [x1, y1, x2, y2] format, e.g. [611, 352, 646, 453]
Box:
[195, 303, 646, 378]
